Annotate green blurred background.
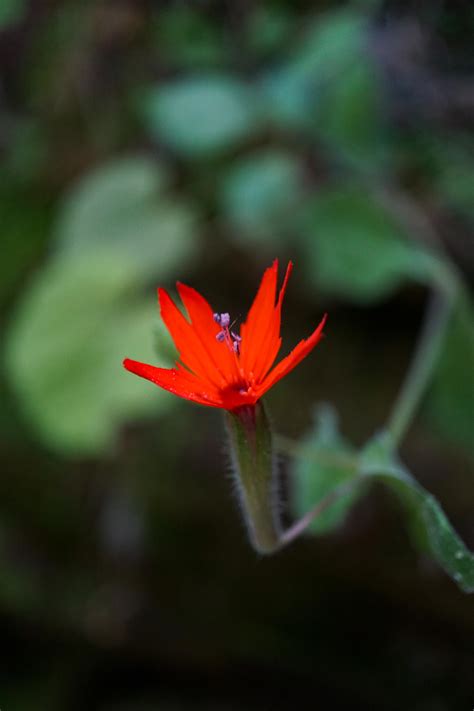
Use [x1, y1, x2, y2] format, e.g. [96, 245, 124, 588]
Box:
[1, 0, 473, 709]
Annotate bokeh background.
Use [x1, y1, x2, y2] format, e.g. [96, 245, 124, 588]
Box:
[1, 0, 473, 709]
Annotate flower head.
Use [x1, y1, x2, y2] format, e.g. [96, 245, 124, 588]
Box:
[123, 260, 326, 411]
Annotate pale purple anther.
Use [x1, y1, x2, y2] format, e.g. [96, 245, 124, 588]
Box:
[220, 313, 230, 328]
[214, 312, 240, 352]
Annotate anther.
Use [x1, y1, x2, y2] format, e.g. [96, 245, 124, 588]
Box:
[213, 311, 241, 354]
[220, 313, 230, 328]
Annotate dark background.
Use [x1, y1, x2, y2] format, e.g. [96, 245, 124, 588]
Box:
[0, 1, 473, 709]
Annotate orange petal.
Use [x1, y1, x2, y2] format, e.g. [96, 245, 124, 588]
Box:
[239, 260, 279, 376]
[123, 358, 223, 407]
[176, 282, 240, 385]
[257, 314, 327, 397]
[159, 288, 226, 390]
[252, 261, 293, 382]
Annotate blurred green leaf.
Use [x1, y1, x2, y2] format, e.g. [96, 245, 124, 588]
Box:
[5, 254, 175, 455]
[292, 405, 361, 533]
[260, 65, 310, 129]
[359, 434, 474, 593]
[432, 138, 474, 221]
[153, 7, 227, 68]
[221, 150, 303, 241]
[292, 417, 474, 591]
[246, 6, 295, 57]
[0, 0, 26, 28]
[144, 76, 260, 155]
[316, 60, 388, 171]
[260, 9, 388, 170]
[427, 295, 474, 455]
[260, 9, 366, 129]
[4, 155, 199, 455]
[292, 9, 365, 77]
[55, 156, 198, 280]
[300, 187, 434, 302]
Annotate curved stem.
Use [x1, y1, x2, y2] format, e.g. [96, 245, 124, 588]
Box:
[386, 276, 455, 448]
[278, 479, 360, 549]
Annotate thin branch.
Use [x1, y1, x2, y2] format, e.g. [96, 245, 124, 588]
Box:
[386, 285, 453, 448]
[278, 479, 361, 550]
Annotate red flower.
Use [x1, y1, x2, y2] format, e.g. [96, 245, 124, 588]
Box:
[123, 260, 326, 411]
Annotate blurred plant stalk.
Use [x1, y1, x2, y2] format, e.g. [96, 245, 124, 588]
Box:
[386, 247, 460, 449]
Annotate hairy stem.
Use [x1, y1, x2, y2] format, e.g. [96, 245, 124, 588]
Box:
[225, 405, 362, 554]
[225, 403, 281, 554]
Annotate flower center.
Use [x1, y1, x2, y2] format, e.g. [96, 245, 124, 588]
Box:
[214, 312, 241, 354]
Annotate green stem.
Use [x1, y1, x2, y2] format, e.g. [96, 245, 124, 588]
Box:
[279, 478, 360, 548]
[225, 403, 281, 554]
[386, 270, 456, 448]
[225, 404, 363, 554]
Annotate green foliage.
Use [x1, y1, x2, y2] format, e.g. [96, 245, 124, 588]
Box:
[260, 9, 389, 169]
[290, 9, 365, 79]
[0, 0, 26, 28]
[260, 10, 361, 128]
[316, 60, 388, 170]
[144, 76, 261, 156]
[300, 187, 434, 302]
[5, 156, 198, 455]
[246, 6, 295, 57]
[5, 255, 175, 455]
[292, 413, 474, 592]
[359, 434, 474, 592]
[293, 406, 361, 533]
[221, 150, 303, 241]
[427, 294, 474, 455]
[55, 156, 197, 280]
[432, 138, 474, 222]
[153, 7, 227, 68]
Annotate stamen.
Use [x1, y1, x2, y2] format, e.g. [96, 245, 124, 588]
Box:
[220, 313, 230, 328]
[213, 311, 241, 355]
